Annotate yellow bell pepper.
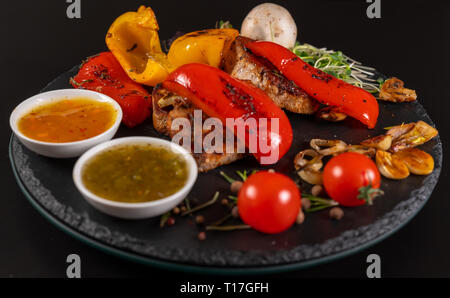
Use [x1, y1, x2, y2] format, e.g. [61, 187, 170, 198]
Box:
[106, 6, 173, 86]
[168, 29, 239, 68]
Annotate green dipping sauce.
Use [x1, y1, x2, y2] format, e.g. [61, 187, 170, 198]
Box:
[82, 143, 189, 203]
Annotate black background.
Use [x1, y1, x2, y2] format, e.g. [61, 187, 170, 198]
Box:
[0, 0, 449, 279]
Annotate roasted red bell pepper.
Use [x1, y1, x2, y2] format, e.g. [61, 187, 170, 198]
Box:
[162, 63, 293, 164]
[70, 52, 151, 128]
[246, 41, 379, 129]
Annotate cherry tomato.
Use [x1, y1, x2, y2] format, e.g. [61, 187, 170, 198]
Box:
[323, 152, 382, 207]
[237, 171, 301, 234]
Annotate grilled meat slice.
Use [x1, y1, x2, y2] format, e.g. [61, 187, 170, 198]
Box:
[221, 36, 319, 114]
[152, 85, 245, 172]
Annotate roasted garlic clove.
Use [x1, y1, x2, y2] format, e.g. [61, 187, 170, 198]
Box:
[393, 148, 434, 175]
[310, 139, 348, 156]
[389, 121, 438, 152]
[294, 149, 323, 171]
[316, 106, 347, 122]
[298, 168, 323, 185]
[361, 135, 393, 151]
[346, 145, 377, 158]
[376, 150, 410, 180]
[379, 77, 417, 102]
[386, 123, 415, 139]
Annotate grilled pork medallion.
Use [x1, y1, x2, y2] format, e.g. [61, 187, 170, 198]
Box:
[221, 36, 319, 115]
[152, 85, 245, 172]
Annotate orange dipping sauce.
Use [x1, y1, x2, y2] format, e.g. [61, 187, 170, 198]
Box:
[18, 98, 117, 143]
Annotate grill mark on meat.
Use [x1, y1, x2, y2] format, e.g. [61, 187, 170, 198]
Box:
[221, 36, 319, 114]
[152, 85, 245, 172]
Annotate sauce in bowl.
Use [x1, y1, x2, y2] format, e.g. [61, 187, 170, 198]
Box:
[81, 143, 189, 203]
[18, 97, 117, 143]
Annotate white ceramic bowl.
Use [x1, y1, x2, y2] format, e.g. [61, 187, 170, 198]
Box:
[10, 89, 123, 158]
[73, 137, 198, 219]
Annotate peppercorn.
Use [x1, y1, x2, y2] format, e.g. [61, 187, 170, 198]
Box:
[221, 198, 229, 206]
[230, 181, 243, 194]
[231, 206, 239, 218]
[172, 207, 180, 215]
[198, 231, 206, 241]
[167, 217, 176, 226]
[311, 185, 323, 197]
[329, 207, 344, 220]
[195, 215, 205, 224]
[296, 211, 305, 224]
[301, 198, 311, 210]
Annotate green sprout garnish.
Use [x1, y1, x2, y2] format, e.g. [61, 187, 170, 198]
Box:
[216, 20, 233, 29]
[292, 43, 383, 93]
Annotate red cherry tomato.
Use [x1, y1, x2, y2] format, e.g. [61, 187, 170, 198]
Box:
[237, 171, 301, 234]
[323, 152, 382, 207]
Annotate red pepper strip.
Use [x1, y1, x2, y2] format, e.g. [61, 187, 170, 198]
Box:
[246, 41, 379, 129]
[71, 52, 151, 128]
[162, 63, 293, 165]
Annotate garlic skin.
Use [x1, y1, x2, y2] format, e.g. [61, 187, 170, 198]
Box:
[241, 3, 298, 49]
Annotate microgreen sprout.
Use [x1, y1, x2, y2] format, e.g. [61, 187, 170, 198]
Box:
[292, 43, 383, 93]
[216, 20, 233, 29]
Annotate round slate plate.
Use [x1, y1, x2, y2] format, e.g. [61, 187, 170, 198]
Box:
[10, 66, 442, 275]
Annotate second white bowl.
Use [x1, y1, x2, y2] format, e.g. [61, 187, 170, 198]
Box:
[73, 137, 198, 219]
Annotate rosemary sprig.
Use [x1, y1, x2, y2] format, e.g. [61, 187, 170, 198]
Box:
[206, 225, 251, 231]
[184, 198, 192, 213]
[211, 214, 233, 226]
[220, 169, 257, 184]
[227, 195, 238, 202]
[181, 192, 220, 216]
[236, 170, 257, 181]
[159, 211, 171, 228]
[220, 171, 236, 184]
[302, 194, 339, 213]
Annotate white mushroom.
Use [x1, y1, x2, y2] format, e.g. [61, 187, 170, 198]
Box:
[241, 3, 298, 49]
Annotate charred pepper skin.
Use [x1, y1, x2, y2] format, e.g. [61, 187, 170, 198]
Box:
[106, 5, 173, 86]
[71, 52, 151, 128]
[162, 63, 293, 165]
[246, 41, 379, 129]
[167, 28, 239, 68]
